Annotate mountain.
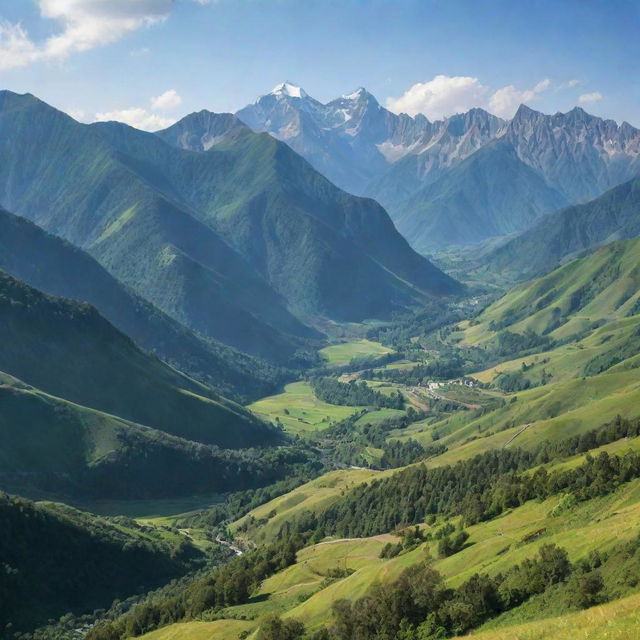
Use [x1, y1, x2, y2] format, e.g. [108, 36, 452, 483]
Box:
[0, 206, 282, 402]
[0, 91, 459, 344]
[0, 367, 303, 502]
[392, 140, 567, 251]
[484, 176, 640, 280]
[505, 104, 640, 203]
[156, 109, 246, 150]
[0, 90, 316, 364]
[237, 86, 640, 251]
[0, 270, 277, 448]
[0, 493, 203, 634]
[366, 107, 507, 208]
[154, 117, 464, 317]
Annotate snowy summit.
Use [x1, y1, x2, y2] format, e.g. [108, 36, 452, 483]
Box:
[270, 82, 307, 99]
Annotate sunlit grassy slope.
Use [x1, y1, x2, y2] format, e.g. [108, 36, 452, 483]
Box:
[144, 464, 640, 639]
[247, 381, 365, 433]
[319, 339, 394, 366]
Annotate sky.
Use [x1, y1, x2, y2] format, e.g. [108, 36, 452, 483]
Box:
[0, 0, 638, 131]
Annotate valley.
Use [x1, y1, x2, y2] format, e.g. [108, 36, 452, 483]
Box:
[1, 9, 639, 637]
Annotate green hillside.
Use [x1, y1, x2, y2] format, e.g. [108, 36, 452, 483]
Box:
[0, 206, 282, 402]
[0, 270, 276, 448]
[394, 141, 566, 252]
[0, 492, 205, 634]
[0, 370, 305, 500]
[463, 237, 640, 347]
[0, 91, 315, 363]
[484, 176, 640, 281]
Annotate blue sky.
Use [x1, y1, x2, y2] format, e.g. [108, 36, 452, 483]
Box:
[0, 0, 638, 130]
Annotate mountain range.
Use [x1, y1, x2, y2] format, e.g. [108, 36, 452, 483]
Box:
[237, 84, 640, 251]
[0, 90, 460, 359]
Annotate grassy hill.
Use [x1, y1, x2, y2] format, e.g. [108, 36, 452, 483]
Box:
[0, 270, 277, 448]
[0, 206, 282, 402]
[0, 492, 205, 634]
[0, 370, 300, 500]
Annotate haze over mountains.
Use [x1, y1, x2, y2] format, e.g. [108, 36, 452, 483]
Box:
[237, 83, 640, 251]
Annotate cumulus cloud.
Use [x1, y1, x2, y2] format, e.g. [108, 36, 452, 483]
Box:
[561, 79, 580, 88]
[0, 20, 39, 71]
[151, 89, 182, 110]
[94, 107, 174, 132]
[386, 75, 552, 120]
[578, 91, 603, 104]
[0, 0, 172, 70]
[386, 75, 489, 119]
[488, 78, 550, 118]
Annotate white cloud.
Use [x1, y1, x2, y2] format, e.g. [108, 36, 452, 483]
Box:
[0, 20, 39, 71]
[151, 89, 182, 110]
[488, 78, 550, 118]
[560, 79, 580, 88]
[0, 0, 172, 71]
[94, 107, 174, 132]
[386, 75, 552, 120]
[386, 75, 489, 119]
[578, 92, 603, 104]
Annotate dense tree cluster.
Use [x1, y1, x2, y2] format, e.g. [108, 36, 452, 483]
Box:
[277, 417, 640, 539]
[310, 377, 404, 409]
[86, 536, 309, 640]
[0, 495, 204, 634]
[380, 439, 426, 469]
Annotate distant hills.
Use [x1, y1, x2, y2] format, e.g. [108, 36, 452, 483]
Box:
[0, 90, 459, 360]
[237, 84, 640, 251]
[483, 176, 640, 281]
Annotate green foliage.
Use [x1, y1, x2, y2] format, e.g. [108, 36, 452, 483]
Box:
[0, 270, 277, 450]
[0, 494, 205, 634]
[310, 377, 404, 409]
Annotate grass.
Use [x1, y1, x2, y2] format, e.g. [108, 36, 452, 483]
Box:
[396, 368, 640, 467]
[319, 339, 393, 366]
[140, 620, 253, 640]
[457, 592, 640, 639]
[231, 468, 382, 543]
[247, 381, 364, 434]
[137, 462, 640, 640]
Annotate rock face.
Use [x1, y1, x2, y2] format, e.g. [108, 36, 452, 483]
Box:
[237, 85, 640, 250]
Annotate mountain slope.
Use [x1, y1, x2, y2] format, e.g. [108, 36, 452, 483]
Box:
[0, 90, 315, 363]
[113, 113, 462, 318]
[0, 90, 459, 340]
[0, 370, 299, 500]
[393, 140, 567, 251]
[0, 270, 277, 448]
[0, 493, 203, 634]
[0, 206, 281, 401]
[484, 176, 640, 280]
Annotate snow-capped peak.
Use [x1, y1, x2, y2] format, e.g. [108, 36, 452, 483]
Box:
[342, 87, 366, 100]
[270, 82, 307, 99]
